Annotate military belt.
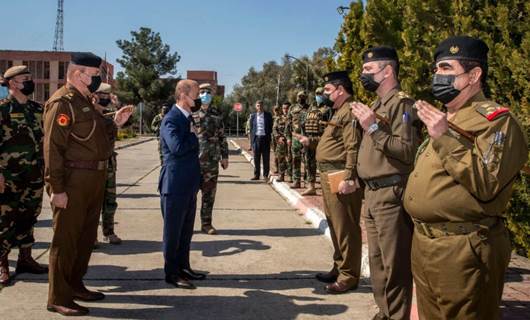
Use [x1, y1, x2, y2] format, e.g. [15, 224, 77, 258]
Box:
[364, 174, 402, 190]
[318, 162, 345, 172]
[65, 160, 108, 171]
[413, 217, 499, 239]
[207, 137, 219, 142]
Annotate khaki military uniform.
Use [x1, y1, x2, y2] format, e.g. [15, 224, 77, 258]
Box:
[357, 88, 422, 320]
[43, 85, 113, 306]
[404, 91, 528, 320]
[316, 97, 363, 286]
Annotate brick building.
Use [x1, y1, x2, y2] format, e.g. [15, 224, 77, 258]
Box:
[186, 70, 225, 98]
[0, 50, 114, 103]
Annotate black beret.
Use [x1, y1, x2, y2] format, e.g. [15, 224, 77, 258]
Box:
[71, 52, 102, 68]
[434, 36, 489, 63]
[362, 46, 399, 64]
[323, 71, 351, 84]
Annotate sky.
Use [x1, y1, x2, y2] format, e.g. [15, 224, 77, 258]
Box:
[2, 0, 348, 94]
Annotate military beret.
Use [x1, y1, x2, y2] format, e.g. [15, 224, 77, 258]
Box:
[199, 83, 212, 91]
[315, 87, 324, 95]
[362, 46, 399, 64]
[297, 91, 307, 98]
[71, 52, 102, 68]
[434, 36, 489, 63]
[96, 83, 112, 94]
[3, 65, 30, 79]
[323, 71, 351, 84]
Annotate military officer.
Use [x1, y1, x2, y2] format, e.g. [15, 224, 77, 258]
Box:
[404, 36, 528, 319]
[351, 46, 422, 320]
[297, 87, 328, 196]
[151, 104, 170, 164]
[273, 102, 291, 182]
[0, 65, 48, 286]
[44, 53, 132, 316]
[314, 71, 364, 294]
[193, 83, 229, 235]
[285, 91, 309, 188]
[93, 83, 121, 245]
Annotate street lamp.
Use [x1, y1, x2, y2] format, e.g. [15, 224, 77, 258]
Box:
[286, 54, 310, 92]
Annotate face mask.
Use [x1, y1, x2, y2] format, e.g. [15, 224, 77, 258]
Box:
[98, 98, 111, 107]
[84, 73, 102, 93]
[191, 98, 202, 112]
[315, 95, 324, 106]
[20, 80, 35, 96]
[323, 87, 338, 104]
[360, 68, 385, 92]
[200, 93, 212, 105]
[432, 73, 469, 104]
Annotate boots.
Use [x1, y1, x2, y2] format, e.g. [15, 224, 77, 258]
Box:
[16, 247, 48, 274]
[0, 253, 10, 286]
[301, 183, 317, 196]
[291, 181, 301, 189]
[277, 174, 285, 182]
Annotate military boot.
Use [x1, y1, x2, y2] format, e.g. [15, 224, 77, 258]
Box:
[301, 183, 317, 196]
[201, 224, 217, 235]
[277, 174, 285, 182]
[291, 181, 301, 189]
[16, 247, 48, 274]
[0, 253, 10, 286]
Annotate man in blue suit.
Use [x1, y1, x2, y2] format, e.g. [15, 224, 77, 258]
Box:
[159, 79, 206, 289]
[249, 100, 273, 180]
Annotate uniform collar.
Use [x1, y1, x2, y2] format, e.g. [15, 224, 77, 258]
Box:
[462, 90, 487, 109]
[381, 86, 400, 106]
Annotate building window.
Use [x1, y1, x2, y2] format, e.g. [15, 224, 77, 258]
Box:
[59, 61, 68, 80]
[44, 83, 50, 101]
[44, 61, 50, 79]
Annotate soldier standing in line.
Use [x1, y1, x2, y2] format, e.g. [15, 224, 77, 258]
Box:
[0, 65, 48, 286]
[192, 83, 229, 235]
[404, 36, 528, 320]
[93, 83, 122, 245]
[285, 91, 309, 188]
[351, 46, 422, 320]
[271, 105, 281, 174]
[273, 102, 291, 182]
[151, 104, 170, 165]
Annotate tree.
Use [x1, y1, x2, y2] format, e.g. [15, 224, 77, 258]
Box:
[115, 27, 181, 131]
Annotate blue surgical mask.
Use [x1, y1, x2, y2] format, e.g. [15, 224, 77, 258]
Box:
[200, 92, 212, 105]
[315, 95, 324, 106]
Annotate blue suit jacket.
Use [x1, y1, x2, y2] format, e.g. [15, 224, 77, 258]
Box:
[249, 111, 273, 144]
[158, 106, 201, 196]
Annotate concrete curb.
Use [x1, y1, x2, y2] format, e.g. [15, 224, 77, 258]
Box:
[115, 136, 156, 151]
[229, 139, 370, 278]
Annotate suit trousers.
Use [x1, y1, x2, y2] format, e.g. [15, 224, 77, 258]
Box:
[252, 136, 270, 178]
[160, 192, 197, 276]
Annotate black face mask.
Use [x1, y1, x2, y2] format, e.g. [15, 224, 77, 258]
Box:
[86, 75, 102, 93]
[98, 98, 111, 107]
[432, 73, 468, 104]
[191, 98, 202, 112]
[321, 95, 334, 107]
[20, 80, 35, 96]
[360, 73, 381, 92]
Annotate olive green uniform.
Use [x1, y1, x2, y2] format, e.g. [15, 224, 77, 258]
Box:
[316, 97, 363, 287]
[273, 113, 291, 177]
[286, 103, 308, 184]
[357, 88, 422, 320]
[404, 91, 528, 320]
[44, 85, 113, 306]
[302, 105, 325, 184]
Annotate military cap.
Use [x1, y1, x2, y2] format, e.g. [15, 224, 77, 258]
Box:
[315, 87, 324, 95]
[96, 83, 112, 94]
[199, 83, 212, 91]
[3, 65, 31, 79]
[71, 52, 102, 68]
[297, 91, 307, 98]
[323, 71, 351, 84]
[362, 46, 399, 64]
[434, 36, 489, 63]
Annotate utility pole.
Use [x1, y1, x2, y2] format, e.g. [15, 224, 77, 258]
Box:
[286, 55, 310, 92]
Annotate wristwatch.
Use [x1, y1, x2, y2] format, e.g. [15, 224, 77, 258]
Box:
[346, 180, 355, 187]
[367, 122, 379, 135]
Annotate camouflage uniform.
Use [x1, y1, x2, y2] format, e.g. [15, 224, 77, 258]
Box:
[271, 106, 281, 173]
[301, 104, 325, 185]
[151, 112, 164, 164]
[101, 112, 118, 237]
[193, 106, 228, 228]
[273, 112, 291, 180]
[0, 97, 44, 257]
[285, 93, 309, 186]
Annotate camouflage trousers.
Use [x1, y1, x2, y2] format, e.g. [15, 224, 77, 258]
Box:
[101, 153, 118, 236]
[291, 139, 303, 183]
[199, 164, 219, 226]
[0, 180, 44, 257]
[275, 140, 291, 176]
[305, 146, 317, 183]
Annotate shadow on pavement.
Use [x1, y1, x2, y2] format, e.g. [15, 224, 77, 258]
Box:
[211, 228, 321, 238]
[117, 193, 160, 199]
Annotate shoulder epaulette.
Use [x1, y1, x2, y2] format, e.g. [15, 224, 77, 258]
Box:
[475, 102, 510, 121]
[396, 91, 414, 102]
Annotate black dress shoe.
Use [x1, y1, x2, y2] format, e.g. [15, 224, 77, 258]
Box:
[73, 289, 105, 301]
[315, 272, 338, 283]
[165, 275, 196, 289]
[180, 268, 207, 280]
[250, 176, 260, 181]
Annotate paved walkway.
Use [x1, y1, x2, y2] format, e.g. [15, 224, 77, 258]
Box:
[0, 138, 377, 319]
